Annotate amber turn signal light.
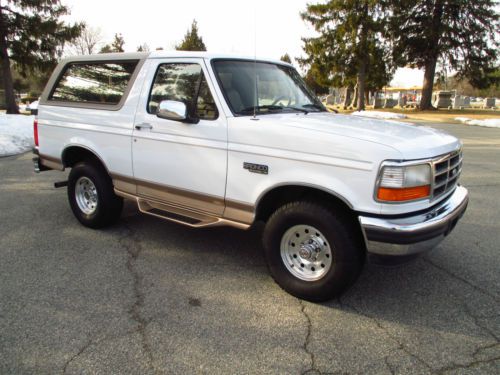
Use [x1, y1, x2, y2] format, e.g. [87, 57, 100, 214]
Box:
[377, 185, 430, 202]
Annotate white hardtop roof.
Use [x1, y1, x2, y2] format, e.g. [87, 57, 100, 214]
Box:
[59, 51, 292, 67]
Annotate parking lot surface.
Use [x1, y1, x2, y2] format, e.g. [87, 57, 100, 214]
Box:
[1, 123, 499, 374]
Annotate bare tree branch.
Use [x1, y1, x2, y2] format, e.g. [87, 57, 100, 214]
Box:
[70, 25, 103, 55]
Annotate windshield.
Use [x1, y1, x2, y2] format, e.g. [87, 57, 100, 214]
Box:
[212, 60, 326, 116]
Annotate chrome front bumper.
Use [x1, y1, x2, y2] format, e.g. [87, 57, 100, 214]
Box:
[359, 186, 469, 256]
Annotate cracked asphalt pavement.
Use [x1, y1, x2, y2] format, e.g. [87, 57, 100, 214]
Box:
[1, 123, 499, 374]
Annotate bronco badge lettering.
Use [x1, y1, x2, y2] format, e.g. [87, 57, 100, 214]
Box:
[243, 162, 268, 175]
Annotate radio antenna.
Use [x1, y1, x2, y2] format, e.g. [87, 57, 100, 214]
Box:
[252, 5, 258, 120]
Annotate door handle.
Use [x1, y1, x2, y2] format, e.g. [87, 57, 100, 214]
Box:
[135, 123, 153, 130]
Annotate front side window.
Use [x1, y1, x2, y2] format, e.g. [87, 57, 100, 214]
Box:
[50, 61, 138, 104]
[148, 63, 218, 120]
[212, 60, 325, 116]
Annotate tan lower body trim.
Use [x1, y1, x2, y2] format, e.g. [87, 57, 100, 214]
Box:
[111, 173, 255, 227]
[39, 154, 64, 171]
[224, 199, 255, 224]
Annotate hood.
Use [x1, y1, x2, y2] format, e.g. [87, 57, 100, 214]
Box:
[253, 112, 461, 160]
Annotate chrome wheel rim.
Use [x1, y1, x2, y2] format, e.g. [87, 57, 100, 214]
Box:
[280, 225, 333, 281]
[75, 176, 98, 215]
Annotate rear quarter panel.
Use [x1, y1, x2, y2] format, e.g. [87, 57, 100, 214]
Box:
[36, 59, 149, 177]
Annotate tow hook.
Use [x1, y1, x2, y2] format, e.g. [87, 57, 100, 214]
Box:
[54, 181, 68, 188]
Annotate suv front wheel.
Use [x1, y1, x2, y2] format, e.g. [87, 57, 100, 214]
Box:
[263, 201, 364, 302]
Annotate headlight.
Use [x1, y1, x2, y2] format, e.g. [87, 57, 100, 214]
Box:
[376, 163, 431, 202]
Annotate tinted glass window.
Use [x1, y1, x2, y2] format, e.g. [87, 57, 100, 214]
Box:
[213, 60, 325, 116]
[148, 63, 218, 120]
[50, 61, 138, 104]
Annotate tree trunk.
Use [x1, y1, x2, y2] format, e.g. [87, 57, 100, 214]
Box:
[350, 84, 358, 108]
[419, 0, 443, 111]
[356, 11, 368, 112]
[420, 57, 438, 110]
[0, 7, 19, 114]
[356, 58, 367, 111]
[343, 85, 353, 108]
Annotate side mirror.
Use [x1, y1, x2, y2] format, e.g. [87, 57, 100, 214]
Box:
[156, 100, 199, 124]
[157, 100, 187, 121]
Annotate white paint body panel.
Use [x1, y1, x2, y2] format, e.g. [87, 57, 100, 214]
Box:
[131, 58, 227, 214]
[224, 112, 461, 215]
[37, 53, 463, 219]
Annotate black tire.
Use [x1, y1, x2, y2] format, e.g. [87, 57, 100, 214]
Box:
[67, 161, 123, 229]
[263, 201, 365, 302]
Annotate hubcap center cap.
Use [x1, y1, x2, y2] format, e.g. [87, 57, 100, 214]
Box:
[299, 240, 322, 261]
[299, 246, 312, 259]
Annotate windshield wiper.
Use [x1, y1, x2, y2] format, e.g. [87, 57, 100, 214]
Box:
[240, 105, 284, 114]
[302, 103, 326, 112]
[282, 106, 309, 114]
[240, 105, 313, 115]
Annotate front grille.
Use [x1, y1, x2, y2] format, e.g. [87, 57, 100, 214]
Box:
[432, 150, 462, 200]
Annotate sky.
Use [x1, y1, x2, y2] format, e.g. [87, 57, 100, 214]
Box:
[61, 0, 424, 88]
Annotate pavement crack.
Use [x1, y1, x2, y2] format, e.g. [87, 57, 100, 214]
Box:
[473, 342, 500, 359]
[384, 356, 396, 375]
[339, 297, 433, 372]
[422, 257, 499, 302]
[461, 302, 500, 342]
[61, 338, 93, 374]
[435, 355, 500, 374]
[60, 331, 141, 374]
[299, 299, 320, 375]
[121, 221, 156, 374]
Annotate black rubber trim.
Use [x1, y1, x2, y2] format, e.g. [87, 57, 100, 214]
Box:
[364, 202, 468, 245]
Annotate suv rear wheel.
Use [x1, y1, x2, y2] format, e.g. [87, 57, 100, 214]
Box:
[67, 161, 123, 228]
[263, 201, 364, 302]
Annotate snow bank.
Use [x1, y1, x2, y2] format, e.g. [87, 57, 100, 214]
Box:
[0, 114, 35, 157]
[351, 111, 407, 119]
[455, 117, 500, 128]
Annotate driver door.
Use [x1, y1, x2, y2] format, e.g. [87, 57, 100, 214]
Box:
[132, 58, 227, 215]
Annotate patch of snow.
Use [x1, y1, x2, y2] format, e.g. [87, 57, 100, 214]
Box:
[0, 114, 35, 157]
[351, 111, 407, 120]
[455, 117, 500, 128]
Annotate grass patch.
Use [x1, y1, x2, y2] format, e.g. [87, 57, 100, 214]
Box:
[325, 105, 499, 123]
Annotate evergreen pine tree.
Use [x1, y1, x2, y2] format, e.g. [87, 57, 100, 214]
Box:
[175, 20, 207, 51]
[0, 0, 82, 113]
[137, 43, 150, 53]
[390, 0, 499, 110]
[280, 53, 292, 64]
[300, 1, 393, 111]
[99, 33, 125, 53]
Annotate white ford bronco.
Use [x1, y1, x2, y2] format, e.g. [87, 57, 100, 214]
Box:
[33, 51, 468, 301]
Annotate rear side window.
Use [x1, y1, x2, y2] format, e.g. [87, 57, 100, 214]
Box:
[49, 61, 138, 105]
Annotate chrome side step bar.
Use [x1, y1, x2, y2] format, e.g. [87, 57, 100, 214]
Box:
[137, 199, 219, 228]
[114, 189, 249, 230]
